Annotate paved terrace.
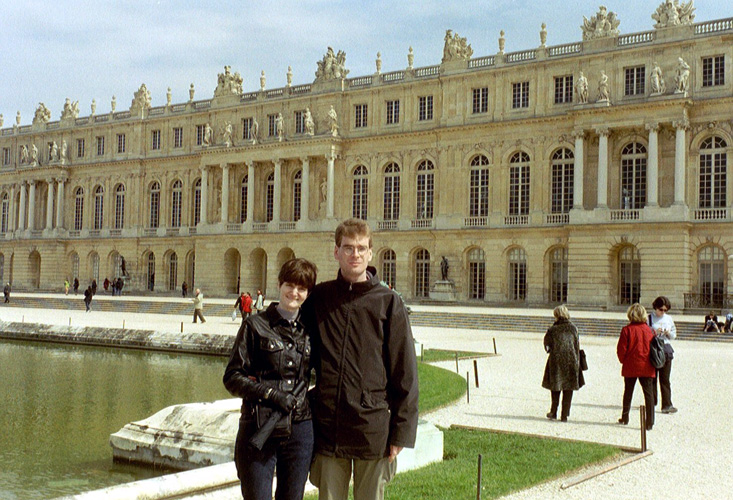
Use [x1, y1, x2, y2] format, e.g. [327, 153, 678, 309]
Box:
[2, 293, 732, 499]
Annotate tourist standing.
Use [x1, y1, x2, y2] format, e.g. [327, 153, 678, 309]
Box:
[192, 289, 206, 323]
[3, 283, 10, 303]
[255, 290, 264, 314]
[64, 279, 70, 295]
[83, 286, 93, 312]
[542, 305, 582, 422]
[649, 296, 677, 414]
[73, 277, 79, 295]
[181, 281, 188, 298]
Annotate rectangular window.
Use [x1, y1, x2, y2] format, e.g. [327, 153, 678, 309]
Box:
[96, 136, 105, 156]
[354, 104, 368, 128]
[702, 56, 725, 87]
[2, 148, 9, 166]
[624, 66, 645, 96]
[173, 127, 183, 148]
[293, 181, 301, 221]
[117, 133, 126, 153]
[472, 87, 489, 114]
[268, 114, 277, 137]
[512, 81, 530, 109]
[294, 111, 305, 134]
[386, 100, 400, 125]
[151, 130, 161, 150]
[76, 138, 85, 158]
[554, 75, 573, 104]
[242, 118, 253, 140]
[509, 165, 530, 215]
[418, 95, 433, 121]
[196, 125, 206, 146]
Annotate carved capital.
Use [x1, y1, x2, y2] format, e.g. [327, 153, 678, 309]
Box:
[645, 122, 660, 133]
[572, 129, 586, 140]
[594, 126, 610, 137]
[672, 119, 690, 131]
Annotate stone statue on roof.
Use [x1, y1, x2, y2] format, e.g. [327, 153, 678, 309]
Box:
[581, 6, 621, 40]
[442, 30, 473, 63]
[315, 47, 349, 82]
[32, 103, 51, 125]
[652, 0, 695, 29]
[214, 66, 244, 97]
[130, 83, 152, 114]
[60, 98, 79, 120]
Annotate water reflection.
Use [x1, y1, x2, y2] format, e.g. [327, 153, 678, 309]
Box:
[0, 340, 230, 499]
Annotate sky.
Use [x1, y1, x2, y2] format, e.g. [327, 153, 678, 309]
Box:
[0, 1, 729, 126]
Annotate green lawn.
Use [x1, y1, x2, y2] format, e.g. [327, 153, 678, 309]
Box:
[419, 348, 493, 363]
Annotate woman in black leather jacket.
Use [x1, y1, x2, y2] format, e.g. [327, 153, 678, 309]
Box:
[223, 258, 317, 500]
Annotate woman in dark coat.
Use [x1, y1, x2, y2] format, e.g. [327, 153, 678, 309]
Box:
[542, 305, 582, 422]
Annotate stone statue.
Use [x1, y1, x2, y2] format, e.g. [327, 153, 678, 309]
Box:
[275, 113, 284, 142]
[407, 46, 414, 69]
[32, 103, 52, 125]
[60, 140, 68, 163]
[61, 98, 79, 120]
[214, 66, 243, 97]
[440, 256, 449, 281]
[287, 66, 293, 87]
[30, 144, 39, 166]
[221, 121, 233, 147]
[166, 87, 172, 106]
[203, 123, 212, 146]
[250, 118, 259, 144]
[19, 145, 28, 164]
[91, 99, 97, 115]
[320, 177, 327, 206]
[675, 57, 690, 93]
[111, 96, 117, 112]
[260, 70, 266, 91]
[304, 107, 315, 136]
[442, 29, 473, 63]
[189, 83, 195, 102]
[652, 0, 695, 29]
[16, 111, 21, 125]
[597, 71, 610, 101]
[651, 62, 666, 94]
[581, 5, 621, 40]
[540, 23, 547, 47]
[328, 105, 338, 137]
[375, 52, 382, 74]
[130, 83, 152, 114]
[50, 141, 59, 161]
[315, 47, 349, 82]
[0, 114, 3, 128]
[498, 30, 506, 53]
[576, 71, 589, 103]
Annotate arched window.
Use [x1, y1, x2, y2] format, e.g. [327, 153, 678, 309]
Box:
[621, 143, 647, 209]
[699, 136, 727, 209]
[618, 246, 640, 305]
[416, 160, 434, 219]
[266, 172, 274, 222]
[93, 186, 104, 230]
[193, 179, 202, 226]
[114, 184, 125, 229]
[383, 162, 400, 220]
[113, 253, 123, 278]
[508, 247, 527, 301]
[91, 253, 100, 282]
[74, 187, 84, 231]
[415, 248, 431, 298]
[468, 248, 485, 300]
[0, 254, 4, 283]
[509, 152, 530, 216]
[168, 252, 178, 291]
[149, 182, 160, 228]
[698, 245, 726, 306]
[1, 193, 9, 233]
[171, 180, 182, 228]
[352, 165, 369, 220]
[147, 252, 156, 291]
[551, 148, 574, 214]
[469, 155, 490, 217]
[381, 249, 396, 289]
[240, 175, 248, 223]
[293, 170, 302, 221]
[71, 253, 80, 280]
[550, 247, 568, 303]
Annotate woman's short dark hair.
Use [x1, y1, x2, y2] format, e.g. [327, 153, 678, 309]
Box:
[652, 296, 671, 311]
[278, 258, 317, 290]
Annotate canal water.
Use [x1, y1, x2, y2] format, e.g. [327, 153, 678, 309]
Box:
[0, 340, 232, 500]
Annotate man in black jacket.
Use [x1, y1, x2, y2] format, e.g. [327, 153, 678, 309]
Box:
[304, 218, 418, 500]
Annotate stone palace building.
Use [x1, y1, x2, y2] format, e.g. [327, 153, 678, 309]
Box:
[0, 3, 731, 309]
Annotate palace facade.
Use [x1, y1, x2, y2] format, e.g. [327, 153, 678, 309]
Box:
[0, 5, 731, 309]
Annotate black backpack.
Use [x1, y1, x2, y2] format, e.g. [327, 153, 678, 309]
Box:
[649, 335, 666, 369]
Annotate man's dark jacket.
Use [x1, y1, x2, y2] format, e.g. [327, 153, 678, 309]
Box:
[303, 266, 418, 460]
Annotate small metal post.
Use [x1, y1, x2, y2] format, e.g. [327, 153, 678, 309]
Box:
[22, 315, 24, 323]
[476, 453, 483, 500]
[473, 359, 479, 388]
[123, 320, 125, 329]
[420, 343, 424, 362]
[466, 371, 470, 404]
[493, 337, 497, 354]
[181, 322, 184, 333]
[455, 352, 459, 373]
[69, 317, 71, 326]
[640, 405, 647, 452]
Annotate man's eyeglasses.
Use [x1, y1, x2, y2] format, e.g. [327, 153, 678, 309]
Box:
[340, 245, 370, 256]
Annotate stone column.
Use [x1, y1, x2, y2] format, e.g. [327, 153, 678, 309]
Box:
[272, 159, 282, 223]
[646, 123, 659, 207]
[300, 157, 310, 221]
[326, 152, 335, 218]
[56, 178, 65, 229]
[672, 116, 689, 206]
[220, 163, 230, 223]
[595, 127, 609, 209]
[9, 185, 16, 231]
[28, 181, 36, 230]
[46, 179, 55, 229]
[572, 130, 584, 209]
[246, 161, 255, 222]
[199, 166, 208, 225]
[18, 182, 26, 230]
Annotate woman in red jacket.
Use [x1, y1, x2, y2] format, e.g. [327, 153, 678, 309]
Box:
[617, 303, 656, 430]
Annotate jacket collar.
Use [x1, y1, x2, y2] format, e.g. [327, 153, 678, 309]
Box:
[264, 302, 303, 329]
[336, 266, 380, 292]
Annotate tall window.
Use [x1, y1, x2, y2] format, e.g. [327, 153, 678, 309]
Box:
[76, 138, 85, 158]
[2, 148, 10, 166]
[415, 249, 430, 298]
[512, 81, 530, 108]
[147, 253, 155, 291]
[1, 193, 9, 232]
[354, 104, 368, 128]
[472, 87, 488, 114]
[113, 253, 123, 277]
[699, 136, 727, 208]
[508, 248, 527, 301]
[624, 66, 645, 96]
[382, 249, 396, 289]
[240, 175, 248, 223]
[149, 181, 160, 228]
[352, 165, 369, 219]
[94, 186, 104, 229]
[702, 56, 725, 87]
[551, 148, 574, 213]
[293, 170, 302, 221]
[554, 75, 573, 104]
[294, 111, 305, 134]
[0, 254, 3, 283]
[96, 136, 105, 156]
[193, 179, 202, 225]
[621, 143, 647, 209]
[418, 96, 433, 121]
[268, 115, 277, 137]
[168, 253, 178, 291]
[699, 246, 726, 306]
[383, 162, 400, 220]
[618, 246, 640, 305]
[74, 187, 84, 231]
[468, 248, 486, 300]
[196, 124, 206, 145]
[91, 253, 100, 282]
[469, 155, 490, 217]
[242, 117, 253, 140]
[266, 173, 274, 222]
[151, 130, 161, 150]
[386, 100, 400, 125]
[171, 180, 182, 227]
[117, 134, 126, 153]
[416, 160, 434, 219]
[509, 152, 530, 215]
[72, 253, 80, 280]
[550, 247, 568, 303]
[173, 127, 183, 148]
[114, 184, 125, 229]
